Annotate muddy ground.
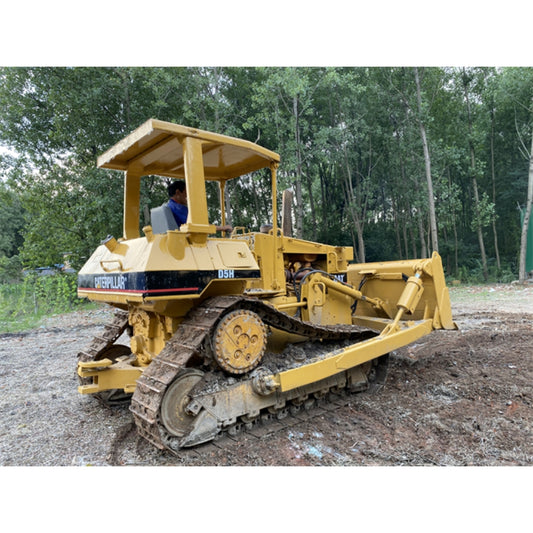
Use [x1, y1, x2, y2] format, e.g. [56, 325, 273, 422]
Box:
[0, 284, 531, 468]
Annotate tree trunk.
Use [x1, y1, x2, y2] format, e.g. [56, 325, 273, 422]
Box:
[472, 175, 489, 281]
[342, 149, 366, 263]
[115, 67, 131, 130]
[282, 189, 293, 237]
[293, 96, 304, 239]
[392, 196, 403, 259]
[224, 182, 233, 227]
[519, 133, 533, 282]
[417, 210, 427, 259]
[319, 163, 329, 237]
[414, 67, 439, 253]
[304, 162, 317, 240]
[410, 225, 417, 259]
[453, 214, 459, 277]
[462, 68, 489, 281]
[403, 218, 410, 259]
[490, 108, 501, 270]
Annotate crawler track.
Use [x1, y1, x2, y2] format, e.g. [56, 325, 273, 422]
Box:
[129, 296, 387, 454]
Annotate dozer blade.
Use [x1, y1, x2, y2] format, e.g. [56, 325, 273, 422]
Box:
[263, 251, 457, 393]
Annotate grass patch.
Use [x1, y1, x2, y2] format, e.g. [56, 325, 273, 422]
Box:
[448, 283, 532, 307]
[0, 273, 96, 333]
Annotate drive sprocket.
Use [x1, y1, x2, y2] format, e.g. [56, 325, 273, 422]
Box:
[212, 309, 267, 374]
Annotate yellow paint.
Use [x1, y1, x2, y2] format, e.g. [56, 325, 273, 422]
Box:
[124, 170, 141, 240]
[78, 360, 142, 395]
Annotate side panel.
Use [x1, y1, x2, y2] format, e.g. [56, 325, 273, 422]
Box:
[77, 234, 260, 303]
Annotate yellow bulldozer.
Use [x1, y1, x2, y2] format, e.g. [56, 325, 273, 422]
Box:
[77, 119, 456, 453]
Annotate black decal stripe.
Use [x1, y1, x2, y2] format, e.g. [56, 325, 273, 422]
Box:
[78, 269, 260, 295]
[79, 287, 199, 294]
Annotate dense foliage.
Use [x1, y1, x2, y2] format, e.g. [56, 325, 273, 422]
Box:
[0, 67, 531, 284]
[0, 272, 88, 331]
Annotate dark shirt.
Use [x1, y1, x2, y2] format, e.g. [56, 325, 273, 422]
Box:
[168, 198, 188, 226]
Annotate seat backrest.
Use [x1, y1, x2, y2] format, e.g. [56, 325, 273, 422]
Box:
[150, 204, 179, 234]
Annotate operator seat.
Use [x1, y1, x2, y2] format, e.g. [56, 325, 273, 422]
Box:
[150, 204, 179, 234]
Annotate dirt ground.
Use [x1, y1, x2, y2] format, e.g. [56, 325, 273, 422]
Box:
[1, 283, 531, 468]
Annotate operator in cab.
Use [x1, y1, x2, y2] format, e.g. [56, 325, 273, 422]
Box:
[167, 180, 233, 233]
[167, 181, 188, 226]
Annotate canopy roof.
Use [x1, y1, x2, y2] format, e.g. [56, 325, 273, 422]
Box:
[97, 119, 280, 180]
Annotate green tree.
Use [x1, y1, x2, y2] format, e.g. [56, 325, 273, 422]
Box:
[1, 66, 532, 283]
[245, 67, 326, 239]
[491, 68, 533, 278]
[0, 178, 25, 257]
[0, 67, 195, 267]
[310, 67, 401, 262]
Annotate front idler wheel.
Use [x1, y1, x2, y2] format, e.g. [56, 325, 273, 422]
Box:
[160, 369, 204, 437]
